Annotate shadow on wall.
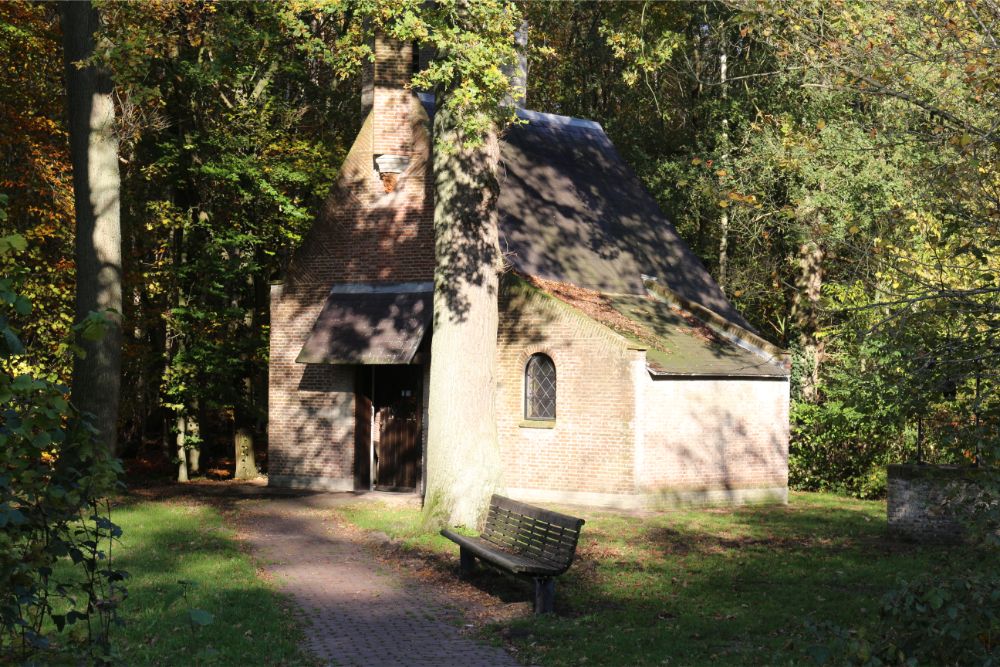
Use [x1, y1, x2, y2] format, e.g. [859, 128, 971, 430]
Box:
[268, 98, 779, 490]
[272, 363, 354, 483]
[640, 392, 788, 506]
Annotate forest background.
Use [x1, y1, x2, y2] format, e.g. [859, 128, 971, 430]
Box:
[2, 0, 997, 498]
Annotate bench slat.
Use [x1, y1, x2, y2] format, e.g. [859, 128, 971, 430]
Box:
[442, 495, 585, 579]
[488, 495, 584, 531]
[476, 496, 584, 572]
[441, 530, 564, 575]
[441, 496, 585, 613]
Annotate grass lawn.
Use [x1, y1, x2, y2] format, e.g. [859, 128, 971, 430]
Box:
[337, 491, 977, 666]
[49, 500, 313, 667]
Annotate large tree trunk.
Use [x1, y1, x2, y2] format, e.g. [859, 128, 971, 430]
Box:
[176, 414, 189, 483]
[423, 101, 503, 529]
[186, 405, 200, 474]
[793, 241, 824, 402]
[61, 0, 123, 455]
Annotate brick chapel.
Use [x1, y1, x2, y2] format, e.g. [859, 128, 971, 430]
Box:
[267, 36, 790, 510]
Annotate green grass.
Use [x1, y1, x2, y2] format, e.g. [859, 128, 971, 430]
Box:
[50, 500, 313, 667]
[337, 492, 978, 666]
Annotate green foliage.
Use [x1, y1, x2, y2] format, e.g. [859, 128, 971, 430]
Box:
[93, 1, 353, 450]
[805, 573, 1000, 666]
[0, 233, 126, 662]
[790, 338, 928, 498]
[525, 0, 999, 496]
[960, 470, 1000, 551]
[401, 0, 522, 147]
[307, 0, 523, 148]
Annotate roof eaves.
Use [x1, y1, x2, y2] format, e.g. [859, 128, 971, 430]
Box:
[646, 367, 790, 380]
[644, 279, 790, 375]
[515, 108, 603, 131]
[511, 271, 659, 352]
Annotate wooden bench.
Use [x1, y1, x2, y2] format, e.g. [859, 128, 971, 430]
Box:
[440, 494, 585, 614]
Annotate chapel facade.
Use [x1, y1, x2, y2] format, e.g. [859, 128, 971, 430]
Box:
[267, 36, 790, 509]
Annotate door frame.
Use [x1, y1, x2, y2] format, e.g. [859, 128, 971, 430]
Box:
[354, 364, 423, 492]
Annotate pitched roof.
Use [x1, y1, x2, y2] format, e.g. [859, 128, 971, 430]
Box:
[497, 108, 751, 330]
[297, 283, 432, 365]
[516, 274, 787, 379]
[608, 295, 787, 377]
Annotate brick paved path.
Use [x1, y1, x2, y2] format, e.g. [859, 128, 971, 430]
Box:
[236, 494, 520, 667]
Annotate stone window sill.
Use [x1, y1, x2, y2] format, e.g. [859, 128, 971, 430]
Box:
[519, 419, 556, 429]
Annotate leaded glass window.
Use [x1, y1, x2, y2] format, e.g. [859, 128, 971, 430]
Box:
[525, 354, 556, 420]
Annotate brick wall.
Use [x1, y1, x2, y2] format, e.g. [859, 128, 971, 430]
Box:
[373, 36, 415, 157]
[887, 464, 986, 543]
[637, 377, 788, 503]
[494, 279, 789, 507]
[496, 283, 638, 496]
[268, 87, 434, 489]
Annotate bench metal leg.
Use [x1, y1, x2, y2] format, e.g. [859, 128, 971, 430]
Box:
[533, 577, 555, 614]
[459, 546, 476, 575]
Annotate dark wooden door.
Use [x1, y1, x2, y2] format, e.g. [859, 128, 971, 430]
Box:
[374, 366, 422, 491]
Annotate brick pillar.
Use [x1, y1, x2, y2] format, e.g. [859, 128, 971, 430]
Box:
[373, 35, 416, 158]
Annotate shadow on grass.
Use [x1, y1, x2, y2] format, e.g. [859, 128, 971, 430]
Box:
[338, 495, 974, 666]
[93, 500, 315, 666]
[119, 484, 978, 666]
[514, 501, 974, 666]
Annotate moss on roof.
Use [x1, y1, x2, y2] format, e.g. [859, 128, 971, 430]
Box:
[607, 295, 786, 377]
[511, 272, 786, 378]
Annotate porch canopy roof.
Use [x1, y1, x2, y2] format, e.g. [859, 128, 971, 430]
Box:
[296, 282, 433, 365]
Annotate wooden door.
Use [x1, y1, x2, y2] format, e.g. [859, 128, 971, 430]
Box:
[374, 366, 422, 491]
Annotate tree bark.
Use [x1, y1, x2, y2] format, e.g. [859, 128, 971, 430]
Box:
[423, 101, 503, 529]
[793, 241, 824, 402]
[61, 0, 123, 455]
[717, 35, 729, 293]
[186, 408, 200, 474]
[176, 414, 189, 483]
[234, 427, 257, 480]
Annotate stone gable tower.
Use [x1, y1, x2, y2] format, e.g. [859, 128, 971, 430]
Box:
[267, 35, 435, 491]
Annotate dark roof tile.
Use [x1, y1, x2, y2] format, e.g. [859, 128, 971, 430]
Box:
[497, 108, 751, 330]
[297, 285, 431, 365]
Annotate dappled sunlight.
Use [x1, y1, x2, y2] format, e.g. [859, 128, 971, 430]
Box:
[94, 501, 310, 666]
[497, 109, 751, 330]
[334, 493, 976, 666]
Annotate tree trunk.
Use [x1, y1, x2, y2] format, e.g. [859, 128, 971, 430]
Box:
[793, 241, 824, 402]
[717, 37, 729, 293]
[187, 405, 200, 474]
[251, 267, 269, 434]
[61, 0, 122, 455]
[423, 101, 503, 529]
[176, 414, 189, 483]
[234, 427, 257, 480]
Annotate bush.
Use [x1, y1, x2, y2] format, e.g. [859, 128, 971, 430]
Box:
[790, 398, 904, 499]
[788, 335, 973, 500]
[804, 572, 1000, 666]
[803, 469, 1000, 665]
[0, 233, 126, 663]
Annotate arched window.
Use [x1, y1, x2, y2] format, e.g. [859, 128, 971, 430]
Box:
[524, 354, 556, 420]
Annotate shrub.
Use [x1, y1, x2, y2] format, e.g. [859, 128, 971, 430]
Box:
[0, 232, 126, 663]
[804, 572, 1000, 666]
